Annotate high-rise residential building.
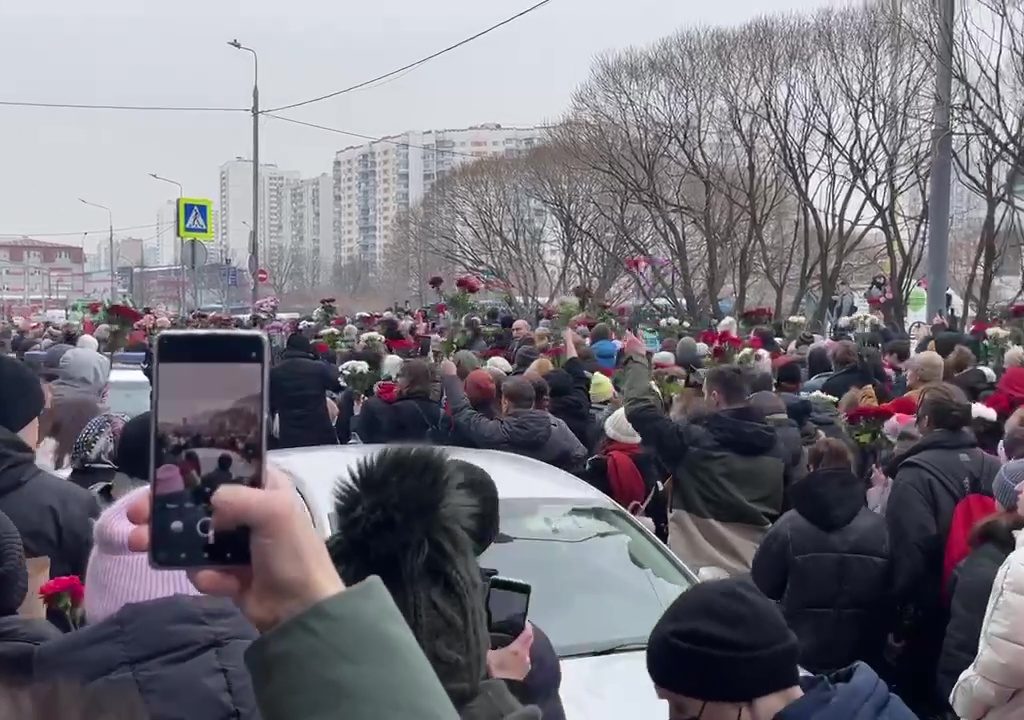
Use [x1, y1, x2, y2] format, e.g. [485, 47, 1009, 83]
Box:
[154, 199, 179, 267]
[217, 158, 299, 274]
[289, 174, 333, 288]
[332, 123, 546, 271]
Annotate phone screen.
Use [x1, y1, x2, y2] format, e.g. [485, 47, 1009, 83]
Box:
[487, 578, 531, 638]
[150, 331, 268, 567]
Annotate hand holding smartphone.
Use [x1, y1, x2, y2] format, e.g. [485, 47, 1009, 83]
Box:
[486, 577, 531, 639]
[149, 330, 269, 568]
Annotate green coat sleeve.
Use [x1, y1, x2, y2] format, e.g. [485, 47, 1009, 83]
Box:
[245, 576, 458, 720]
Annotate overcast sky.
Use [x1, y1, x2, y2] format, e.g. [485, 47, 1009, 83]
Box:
[157, 363, 260, 421]
[2, 0, 836, 254]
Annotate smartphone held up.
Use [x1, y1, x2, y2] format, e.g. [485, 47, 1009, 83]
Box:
[149, 330, 269, 569]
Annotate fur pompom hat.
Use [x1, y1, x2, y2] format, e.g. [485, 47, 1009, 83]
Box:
[328, 447, 488, 710]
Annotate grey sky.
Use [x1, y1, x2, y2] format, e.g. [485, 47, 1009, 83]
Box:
[2, 0, 835, 254]
[157, 362, 261, 421]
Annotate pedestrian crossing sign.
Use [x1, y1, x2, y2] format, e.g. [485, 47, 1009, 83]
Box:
[177, 197, 214, 241]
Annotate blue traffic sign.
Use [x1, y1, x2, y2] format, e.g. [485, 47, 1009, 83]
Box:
[177, 197, 214, 241]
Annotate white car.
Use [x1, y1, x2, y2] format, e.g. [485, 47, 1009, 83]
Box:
[107, 365, 150, 418]
[270, 444, 696, 720]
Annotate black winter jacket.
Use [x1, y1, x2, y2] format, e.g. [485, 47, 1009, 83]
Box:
[821, 365, 873, 401]
[269, 349, 341, 448]
[365, 394, 443, 444]
[545, 359, 593, 449]
[884, 428, 999, 703]
[0, 615, 61, 682]
[752, 467, 891, 673]
[444, 376, 586, 473]
[936, 520, 1016, 701]
[33, 595, 260, 720]
[0, 428, 98, 581]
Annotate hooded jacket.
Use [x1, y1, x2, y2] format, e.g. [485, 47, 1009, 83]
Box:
[937, 519, 1016, 702]
[33, 595, 260, 720]
[50, 348, 110, 404]
[951, 531, 1024, 720]
[751, 468, 891, 673]
[0, 427, 98, 581]
[621, 357, 787, 575]
[269, 348, 342, 448]
[777, 662, 918, 720]
[0, 616, 61, 681]
[545, 359, 592, 449]
[443, 376, 586, 473]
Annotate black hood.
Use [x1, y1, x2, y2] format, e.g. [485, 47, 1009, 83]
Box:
[281, 348, 315, 361]
[701, 405, 777, 456]
[790, 467, 865, 531]
[778, 392, 813, 427]
[0, 427, 38, 496]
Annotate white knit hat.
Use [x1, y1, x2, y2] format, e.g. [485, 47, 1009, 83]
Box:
[652, 351, 676, 369]
[486, 356, 513, 374]
[84, 486, 200, 624]
[604, 407, 641, 445]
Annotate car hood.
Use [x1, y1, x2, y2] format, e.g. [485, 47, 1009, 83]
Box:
[560, 651, 662, 719]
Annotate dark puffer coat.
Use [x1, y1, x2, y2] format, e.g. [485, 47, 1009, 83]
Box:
[751, 467, 891, 673]
[33, 595, 260, 720]
[936, 518, 1017, 701]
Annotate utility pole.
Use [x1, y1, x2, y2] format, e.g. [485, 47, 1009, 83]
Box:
[229, 39, 260, 308]
[79, 198, 115, 301]
[926, 0, 955, 321]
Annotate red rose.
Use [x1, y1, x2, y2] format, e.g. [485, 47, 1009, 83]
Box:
[748, 336, 764, 350]
[845, 405, 893, 424]
[436, 302, 448, 315]
[375, 381, 399, 403]
[699, 329, 718, 345]
[107, 304, 144, 323]
[39, 575, 84, 607]
[313, 341, 329, 354]
[721, 332, 743, 349]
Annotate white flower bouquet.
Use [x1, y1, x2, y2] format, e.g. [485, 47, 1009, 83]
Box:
[801, 390, 839, 406]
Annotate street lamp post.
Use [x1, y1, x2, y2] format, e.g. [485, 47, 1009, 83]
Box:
[229, 39, 260, 308]
[149, 173, 186, 311]
[79, 198, 114, 300]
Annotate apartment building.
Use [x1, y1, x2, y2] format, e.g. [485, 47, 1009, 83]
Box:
[289, 174, 333, 288]
[218, 159, 299, 272]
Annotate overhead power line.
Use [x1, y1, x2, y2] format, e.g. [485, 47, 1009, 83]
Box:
[0, 100, 246, 112]
[264, 0, 555, 113]
[265, 113, 483, 157]
[0, 222, 161, 239]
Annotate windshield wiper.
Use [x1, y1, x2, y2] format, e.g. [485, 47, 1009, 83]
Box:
[564, 641, 648, 658]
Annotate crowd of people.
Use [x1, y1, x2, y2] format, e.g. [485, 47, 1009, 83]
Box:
[1, 301, 1024, 719]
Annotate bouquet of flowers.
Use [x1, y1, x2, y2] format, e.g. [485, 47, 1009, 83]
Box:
[39, 575, 84, 629]
[801, 390, 839, 406]
[339, 360, 378, 397]
[741, 307, 773, 328]
[982, 326, 1014, 369]
[784, 315, 807, 340]
[359, 331, 386, 353]
[313, 298, 337, 325]
[843, 405, 894, 449]
[318, 326, 342, 350]
[252, 296, 279, 322]
[698, 329, 744, 363]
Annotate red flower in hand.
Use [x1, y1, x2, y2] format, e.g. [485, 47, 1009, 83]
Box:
[845, 405, 894, 424]
[107, 304, 144, 323]
[39, 575, 84, 607]
[721, 332, 743, 349]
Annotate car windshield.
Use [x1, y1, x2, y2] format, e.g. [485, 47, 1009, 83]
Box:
[479, 499, 692, 657]
[108, 377, 150, 418]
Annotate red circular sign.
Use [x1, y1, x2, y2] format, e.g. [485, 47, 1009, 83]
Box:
[256, 268, 269, 283]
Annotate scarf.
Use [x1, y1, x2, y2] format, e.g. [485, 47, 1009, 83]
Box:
[603, 441, 647, 508]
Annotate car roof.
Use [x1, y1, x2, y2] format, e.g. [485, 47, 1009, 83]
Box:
[109, 366, 147, 380]
[270, 444, 612, 506]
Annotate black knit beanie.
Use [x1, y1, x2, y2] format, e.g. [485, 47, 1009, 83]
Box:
[115, 412, 152, 481]
[0, 356, 44, 434]
[647, 578, 800, 703]
[0, 509, 27, 616]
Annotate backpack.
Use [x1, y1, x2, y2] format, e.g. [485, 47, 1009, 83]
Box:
[942, 472, 997, 599]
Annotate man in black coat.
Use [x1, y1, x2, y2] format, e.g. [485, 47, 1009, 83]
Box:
[269, 334, 341, 449]
[0, 356, 98, 583]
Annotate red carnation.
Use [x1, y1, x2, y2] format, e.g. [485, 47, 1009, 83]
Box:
[39, 575, 84, 607]
[436, 302, 448, 315]
[721, 332, 743, 349]
[748, 336, 764, 351]
[699, 329, 718, 345]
